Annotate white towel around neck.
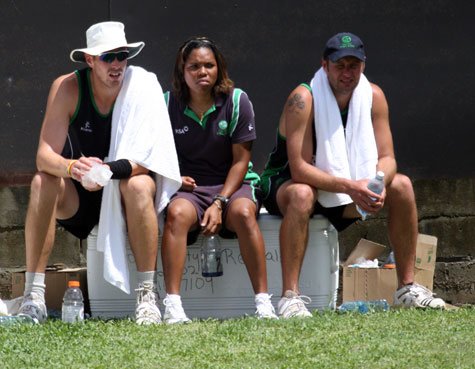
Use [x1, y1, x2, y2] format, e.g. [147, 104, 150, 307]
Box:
[310, 67, 378, 207]
[96, 66, 182, 294]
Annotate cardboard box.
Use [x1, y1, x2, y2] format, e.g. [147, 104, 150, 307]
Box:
[12, 265, 88, 311]
[342, 235, 437, 305]
[413, 234, 437, 291]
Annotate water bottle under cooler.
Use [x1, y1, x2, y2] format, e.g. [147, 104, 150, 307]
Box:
[200, 235, 223, 277]
[62, 280, 84, 323]
[357, 171, 385, 219]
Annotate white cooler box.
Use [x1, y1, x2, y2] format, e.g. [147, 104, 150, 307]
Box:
[87, 213, 339, 319]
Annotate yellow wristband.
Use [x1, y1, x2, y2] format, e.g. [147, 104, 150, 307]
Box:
[213, 200, 223, 210]
[67, 160, 78, 177]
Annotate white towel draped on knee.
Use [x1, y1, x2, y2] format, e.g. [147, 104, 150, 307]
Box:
[310, 67, 378, 208]
[97, 66, 182, 294]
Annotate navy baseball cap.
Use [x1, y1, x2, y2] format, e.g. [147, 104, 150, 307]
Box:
[323, 32, 366, 62]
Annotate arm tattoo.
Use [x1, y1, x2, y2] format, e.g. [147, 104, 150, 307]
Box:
[287, 93, 305, 114]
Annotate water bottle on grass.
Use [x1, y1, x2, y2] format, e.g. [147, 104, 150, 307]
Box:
[0, 315, 34, 326]
[357, 171, 385, 220]
[62, 281, 84, 323]
[339, 299, 389, 313]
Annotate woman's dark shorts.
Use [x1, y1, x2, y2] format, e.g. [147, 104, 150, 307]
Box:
[169, 181, 262, 245]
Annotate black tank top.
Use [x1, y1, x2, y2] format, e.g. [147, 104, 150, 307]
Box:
[61, 68, 112, 160]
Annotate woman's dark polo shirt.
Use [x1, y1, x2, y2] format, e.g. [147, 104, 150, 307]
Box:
[165, 88, 257, 186]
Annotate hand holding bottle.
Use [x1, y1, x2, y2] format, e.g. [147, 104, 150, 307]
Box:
[356, 171, 385, 220]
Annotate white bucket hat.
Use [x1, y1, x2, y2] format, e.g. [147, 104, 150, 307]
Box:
[70, 21, 145, 63]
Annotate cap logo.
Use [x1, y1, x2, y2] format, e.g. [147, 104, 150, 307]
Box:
[340, 35, 355, 49]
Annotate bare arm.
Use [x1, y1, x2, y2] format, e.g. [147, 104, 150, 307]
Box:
[200, 141, 251, 236]
[36, 73, 79, 177]
[37, 74, 111, 192]
[219, 141, 251, 198]
[285, 86, 353, 193]
[129, 161, 151, 176]
[371, 83, 397, 187]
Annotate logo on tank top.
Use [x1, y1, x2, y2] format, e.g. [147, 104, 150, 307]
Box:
[175, 125, 189, 135]
[80, 121, 93, 133]
[217, 120, 228, 136]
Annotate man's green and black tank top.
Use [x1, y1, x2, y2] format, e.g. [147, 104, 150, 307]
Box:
[260, 83, 348, 199]
[60, 68, 112, 161]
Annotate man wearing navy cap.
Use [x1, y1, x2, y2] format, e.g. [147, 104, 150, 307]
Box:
[260, 32, 445, 317]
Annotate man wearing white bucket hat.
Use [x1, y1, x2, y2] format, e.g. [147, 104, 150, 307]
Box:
[17, 21, 181, 325]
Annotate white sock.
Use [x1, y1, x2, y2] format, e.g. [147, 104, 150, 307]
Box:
[137, 271, 156, 286]
[165, 294, 182, 304]
[255, 293, 271, 306]
[24, 272, 46, 302]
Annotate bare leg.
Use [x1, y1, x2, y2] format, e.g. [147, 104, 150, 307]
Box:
[25, 172, 78, 273]
[385, 174, 418, 287]
[276, 181, 318, 296]
[225, 198, 268, 293]
[161, 199, 198, 294]
[120, 174, 159, 272]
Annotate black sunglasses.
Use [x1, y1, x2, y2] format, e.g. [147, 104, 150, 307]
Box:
[99, 51, 129, 63]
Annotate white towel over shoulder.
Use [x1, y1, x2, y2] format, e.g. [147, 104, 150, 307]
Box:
[97, 66, 181, 294]
[310, 67, 378, 208]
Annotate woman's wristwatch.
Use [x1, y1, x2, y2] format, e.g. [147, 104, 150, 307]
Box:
[213, 195, 229, 208]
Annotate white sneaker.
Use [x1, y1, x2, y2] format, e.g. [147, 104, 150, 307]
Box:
[278, 290, 313, 318]
[255, 294, 278, 319]
[18, 293, 47, 324]
[135, 282, 162, 325]
[163, 295, 191, 324]
[394, 282, 446, 309]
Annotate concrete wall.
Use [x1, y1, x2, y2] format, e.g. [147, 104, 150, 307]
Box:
[1, 178, 474, 305]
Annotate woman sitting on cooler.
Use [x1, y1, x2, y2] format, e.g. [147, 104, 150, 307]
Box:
[160, 37, 277, 323]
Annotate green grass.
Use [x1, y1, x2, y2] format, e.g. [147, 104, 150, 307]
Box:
[1, 308, 474, 369]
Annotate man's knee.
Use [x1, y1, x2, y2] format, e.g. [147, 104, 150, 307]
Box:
[165, 200, 196, 229]
[30, 171, 61, 194]
[119, 175, 155, 200]
[281, 183, 317, 216]
[387, 174, 415, 203]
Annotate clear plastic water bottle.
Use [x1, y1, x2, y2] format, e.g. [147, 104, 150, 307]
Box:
[356, 171, 385, 219]
[0, 315, 35, 326]
[61, 280, 84, 323]
[200, 235, 223, 277]
[383, 251, 395, 268]
[338, 299, 389, 313]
